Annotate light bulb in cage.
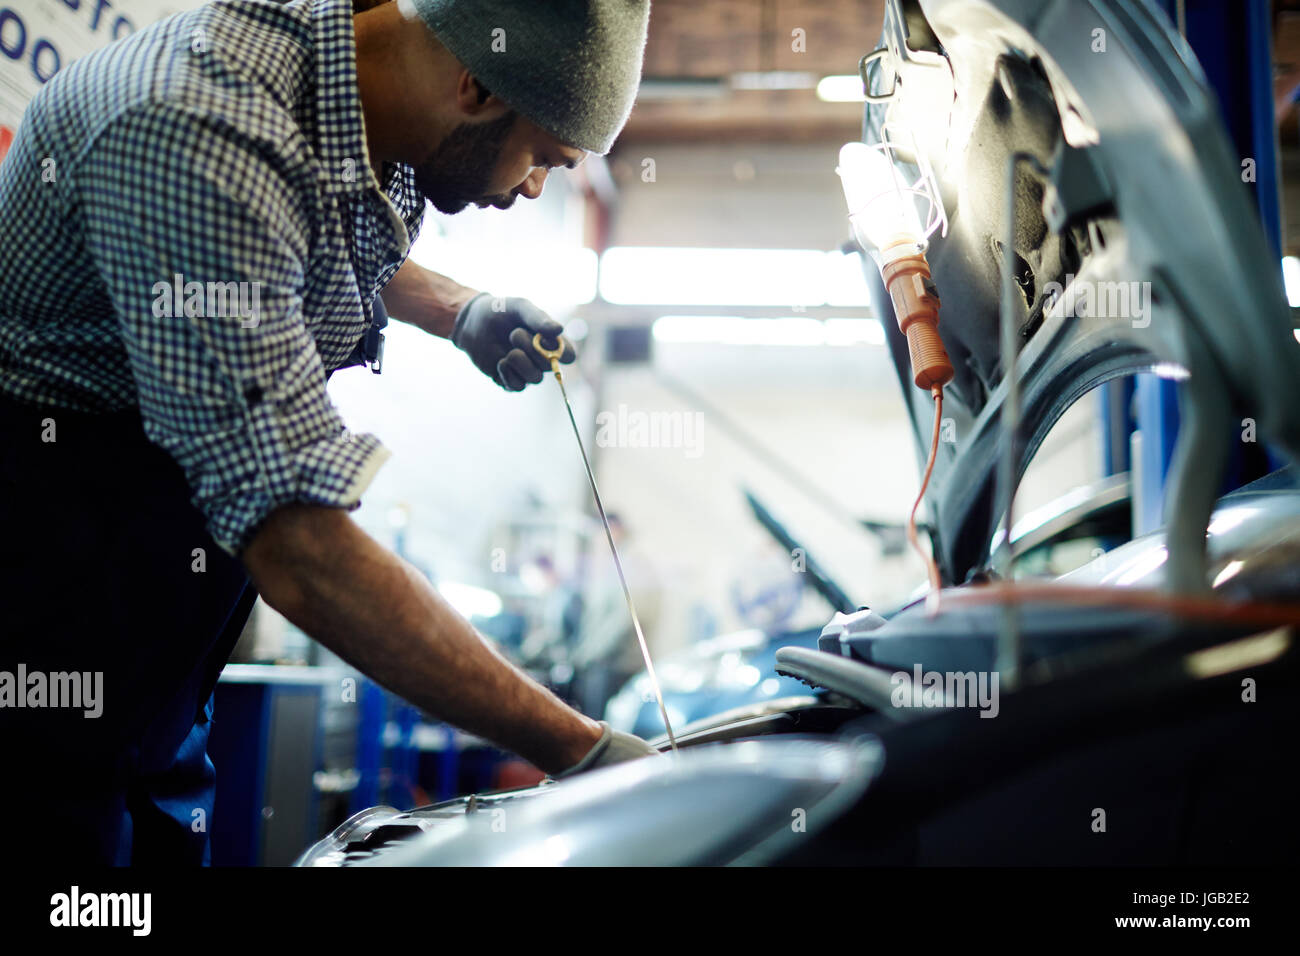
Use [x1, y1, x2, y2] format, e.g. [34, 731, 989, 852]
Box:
[836, 126, 953, 392]
[836, 125, 947, 264]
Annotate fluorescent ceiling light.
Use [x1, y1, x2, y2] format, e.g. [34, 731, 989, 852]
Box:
[1283, 256, 1300, 307]
[825, 317, 886, 345]
[653, 315, 885, 347]
[816, 75, 866, 102]
[823, 251, 877, 306]
[730, 71, 817, 91]
[654, 316, 823, 346]
[411, 237, 597, 310]
[599, 247, 873, 307]
[637, 77, 726, 100]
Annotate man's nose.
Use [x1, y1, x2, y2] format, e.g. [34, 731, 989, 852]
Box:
[518, 167, 548, 200]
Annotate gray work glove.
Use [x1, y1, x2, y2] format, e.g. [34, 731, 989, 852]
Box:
[451, 292, 576, 391]
[552, 721, 661, 780]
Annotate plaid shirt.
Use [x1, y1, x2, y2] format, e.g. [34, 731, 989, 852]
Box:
[0, 0, 424, 555]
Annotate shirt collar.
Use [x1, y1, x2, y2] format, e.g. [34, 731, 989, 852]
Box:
[310, 0, 377, 196]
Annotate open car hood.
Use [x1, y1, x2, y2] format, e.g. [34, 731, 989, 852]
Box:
[859, 0, 1300, 586]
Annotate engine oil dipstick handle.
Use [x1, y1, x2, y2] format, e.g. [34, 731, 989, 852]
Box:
[532, 334, 678, 752]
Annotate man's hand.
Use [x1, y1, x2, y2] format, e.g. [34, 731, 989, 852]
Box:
[451, 293, 576, 391]
[552, 721, 662, 779]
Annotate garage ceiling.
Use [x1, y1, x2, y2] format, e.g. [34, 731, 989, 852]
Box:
[620, 0, 886, 144]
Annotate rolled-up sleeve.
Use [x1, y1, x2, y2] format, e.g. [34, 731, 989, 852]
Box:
[72, 103, 388, 555]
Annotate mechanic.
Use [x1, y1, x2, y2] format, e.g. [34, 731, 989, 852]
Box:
[0, 0, 656, 865]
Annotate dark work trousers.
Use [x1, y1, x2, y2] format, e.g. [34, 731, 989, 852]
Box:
[0, 396, 256, 865]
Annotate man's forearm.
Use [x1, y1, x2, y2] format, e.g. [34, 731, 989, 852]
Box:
[242, 504, 603, 774]
[380, 257, 480, 338]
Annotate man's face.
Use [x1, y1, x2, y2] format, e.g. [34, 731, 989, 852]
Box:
[411, 111, 587, 215]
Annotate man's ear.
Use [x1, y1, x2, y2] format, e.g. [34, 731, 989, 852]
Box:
[454, 69, 510, 118]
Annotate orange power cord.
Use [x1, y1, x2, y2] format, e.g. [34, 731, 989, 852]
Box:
[883, 246, 1300, 630]
[907, 385, 945, 612]
[901, 384, 1300, 628]
[944, 581, 1300, 629]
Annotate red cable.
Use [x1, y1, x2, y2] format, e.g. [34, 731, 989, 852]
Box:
[943, 581, 1300, 628]
[907, 386, 945, 611]
[902, 386, 1300, 629]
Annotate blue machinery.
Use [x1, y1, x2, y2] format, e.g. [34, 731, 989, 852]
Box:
[211, 668, 507, 865]
[350, 679, 507, 811]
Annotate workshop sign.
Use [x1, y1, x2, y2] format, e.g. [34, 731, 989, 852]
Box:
[0, 0, 201, 160]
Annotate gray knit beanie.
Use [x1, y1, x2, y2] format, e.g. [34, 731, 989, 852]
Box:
[405, 0, 651, 155]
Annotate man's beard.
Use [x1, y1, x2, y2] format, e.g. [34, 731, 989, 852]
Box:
[412, 112, 519, 214]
